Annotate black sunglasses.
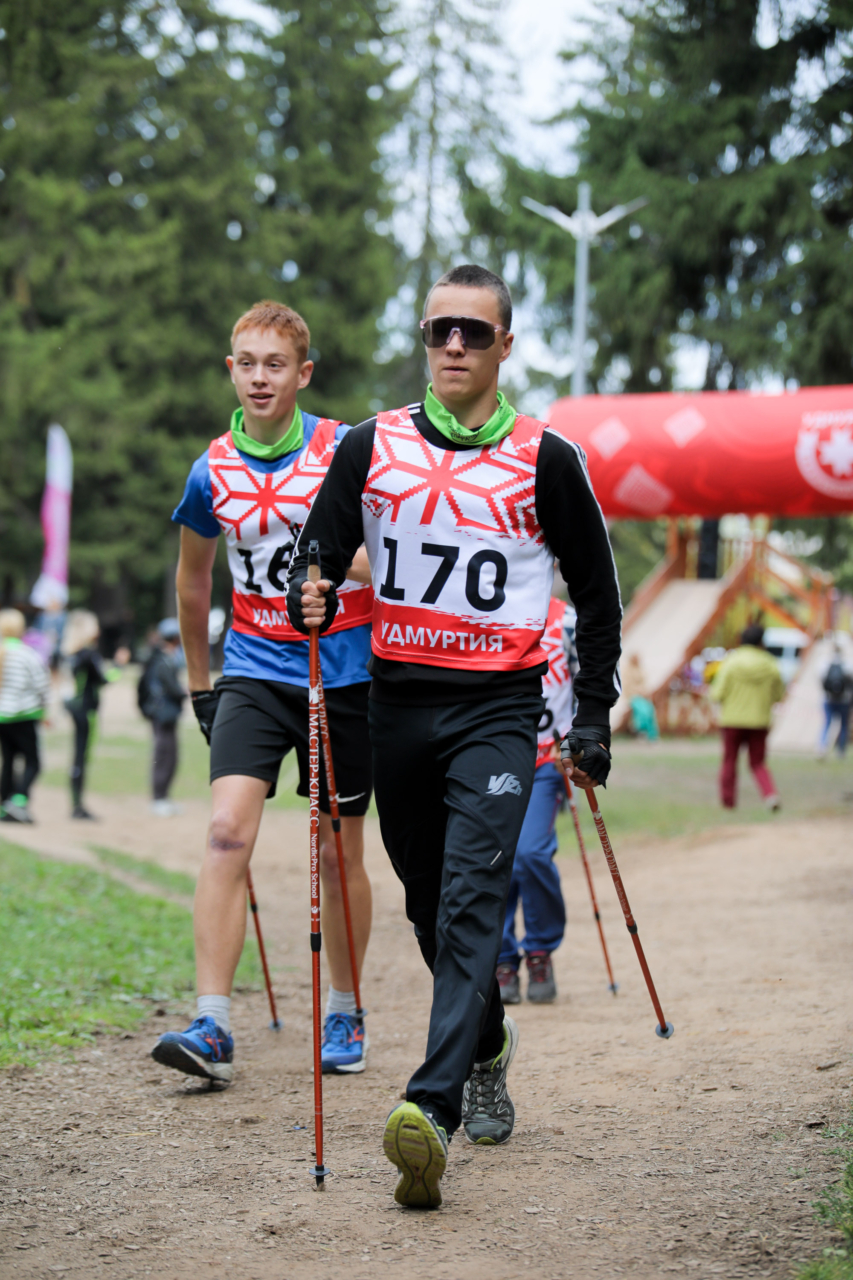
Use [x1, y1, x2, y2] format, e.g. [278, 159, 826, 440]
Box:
[420, 315, 507, 350]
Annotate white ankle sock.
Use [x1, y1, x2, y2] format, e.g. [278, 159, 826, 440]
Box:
[326, 987, 357, 1017]
[197, 995, 231, 1033]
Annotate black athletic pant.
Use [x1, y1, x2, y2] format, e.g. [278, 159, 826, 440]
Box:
[0, 720, 40, 802]
[68, 706, 92, 808]
[152, 722, 178, 801]
[369, 693, 541, 1135]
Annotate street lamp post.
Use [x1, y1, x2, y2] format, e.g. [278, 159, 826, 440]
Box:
[521, 185, 647, 397]
[572, 182, 591, 399]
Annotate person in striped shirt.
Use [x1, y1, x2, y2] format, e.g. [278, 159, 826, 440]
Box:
[0, 609, 50, 824]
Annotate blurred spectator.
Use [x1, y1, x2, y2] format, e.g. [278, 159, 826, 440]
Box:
[61, 610, 128, 820]
[710, 624, 785, 811]
[23, 624, 52, 666]
[0, 609, 50, 824]
[817, 641, 853, 760]
[138, 618, 186, 817]
[31, 601, 66, 671]
[623, 652, 660, 741]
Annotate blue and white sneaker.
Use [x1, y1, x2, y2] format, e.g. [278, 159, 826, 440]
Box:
[151, 1016, 234, 1082]
[321, 1012, 368, 1074]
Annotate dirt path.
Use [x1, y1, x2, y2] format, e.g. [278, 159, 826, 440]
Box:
[2, 790, 852, 1280]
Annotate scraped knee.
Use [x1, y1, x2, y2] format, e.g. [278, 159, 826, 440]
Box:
[208, 809, 248, 855]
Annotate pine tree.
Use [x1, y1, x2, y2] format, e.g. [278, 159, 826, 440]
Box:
[240, 1, 399, 420]
[0, 0, 398, 631]
[463, 0, 841, 395]
[461, 1, 853, 587]
[373, 0, 509, 406]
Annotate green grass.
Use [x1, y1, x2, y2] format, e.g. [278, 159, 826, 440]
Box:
[40, 718, 309, 810]
[555, 742, 853, 855]
[41, 723, 853, 848]
[0, 839, 260, 1068]
[798, 1115, 853, 1280]
[37, 667, 853, 835]
[90, 845, 197, 897]
[800, 1259, 853, 1280]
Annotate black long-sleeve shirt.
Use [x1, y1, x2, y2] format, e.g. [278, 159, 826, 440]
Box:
[286, 405, 622, 726]
[71, 648, 108, 713]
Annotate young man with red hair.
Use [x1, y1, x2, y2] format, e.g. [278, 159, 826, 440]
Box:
[152, 301, 374, 1082]
[288, 265, 622, 1207]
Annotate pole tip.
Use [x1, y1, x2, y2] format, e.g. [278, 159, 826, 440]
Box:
[311, 1164, 330, 1187]
[655, 1021, 675, 1039]
[270, 1018, 283, 1032]
[608, 983, 619, 996]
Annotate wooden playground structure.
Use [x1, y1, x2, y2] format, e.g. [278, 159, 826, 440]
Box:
[613, 519, 835, 735]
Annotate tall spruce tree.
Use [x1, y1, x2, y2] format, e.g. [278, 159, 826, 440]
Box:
[373, 0, 508, 406]
[463, 1, 853, 591]
[463, 0, 843, 394]
[0, 0, 397, 632]
[239, 2, 399, 417]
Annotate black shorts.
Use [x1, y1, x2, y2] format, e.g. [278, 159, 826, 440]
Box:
[210, 677, 373, 816]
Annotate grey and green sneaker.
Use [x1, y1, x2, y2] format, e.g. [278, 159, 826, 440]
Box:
[1, 794, 33, 824]
[382, 1101, 448, 1208]
[461, 1015, 519, 1145]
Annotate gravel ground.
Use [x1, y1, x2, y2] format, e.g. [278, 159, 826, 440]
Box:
[1, 790, 852, 1280]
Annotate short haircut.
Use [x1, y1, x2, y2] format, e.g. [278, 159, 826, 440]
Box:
[231, 300, 311, 363]
[425, 264, 512, 330]
[741, 624, 765, 647]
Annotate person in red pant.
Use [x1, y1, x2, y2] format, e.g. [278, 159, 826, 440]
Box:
[710, 624, 785, 811]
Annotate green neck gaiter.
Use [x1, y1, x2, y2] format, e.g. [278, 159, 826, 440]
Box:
[424, 384, 517, 448]
[230, 405, 304, 461]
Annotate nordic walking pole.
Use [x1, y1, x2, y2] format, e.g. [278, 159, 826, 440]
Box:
[554, 737, 617, 995]
[246, 869, 282, 1030]
[569, 746, 674, 1039]
[317, 670, 363, 1016]
[307, 540, 329, 1186]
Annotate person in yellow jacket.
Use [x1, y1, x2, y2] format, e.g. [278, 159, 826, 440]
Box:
[710, 624, 785, 810]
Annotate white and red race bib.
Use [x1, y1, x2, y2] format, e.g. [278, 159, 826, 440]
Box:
[535, 598, 574, 767]
[360, 406, 554, 671]
[209, 422, 373, 643]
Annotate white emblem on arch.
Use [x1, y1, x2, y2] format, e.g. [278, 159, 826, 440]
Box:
[663, 406, 706, 447]
[589, 416, 630, 460]
[612, 464, 674, 516]
[796, 414, 853, 498]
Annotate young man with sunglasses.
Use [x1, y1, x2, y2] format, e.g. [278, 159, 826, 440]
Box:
[287, 265, 622, 1208]
[152, 301, 374, 1084]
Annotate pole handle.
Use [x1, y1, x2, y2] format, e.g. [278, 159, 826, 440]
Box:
[308, 538, 321, 584]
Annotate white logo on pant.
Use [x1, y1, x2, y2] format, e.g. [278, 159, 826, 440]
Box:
[486, 773, 523, 797]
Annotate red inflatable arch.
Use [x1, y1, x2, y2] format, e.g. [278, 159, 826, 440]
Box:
[548, 386, 853, 518]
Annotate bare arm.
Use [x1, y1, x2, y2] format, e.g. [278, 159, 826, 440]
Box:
[176, 525, 218, 691]
[345, 546, 372, 585]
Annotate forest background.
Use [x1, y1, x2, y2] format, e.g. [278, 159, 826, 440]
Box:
[2, 0, 853, 638]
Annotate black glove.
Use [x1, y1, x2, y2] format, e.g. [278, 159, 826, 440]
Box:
[561, 727, 612, 787]
[191, 689, 221, 744]
[285, 569, 339, 636]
